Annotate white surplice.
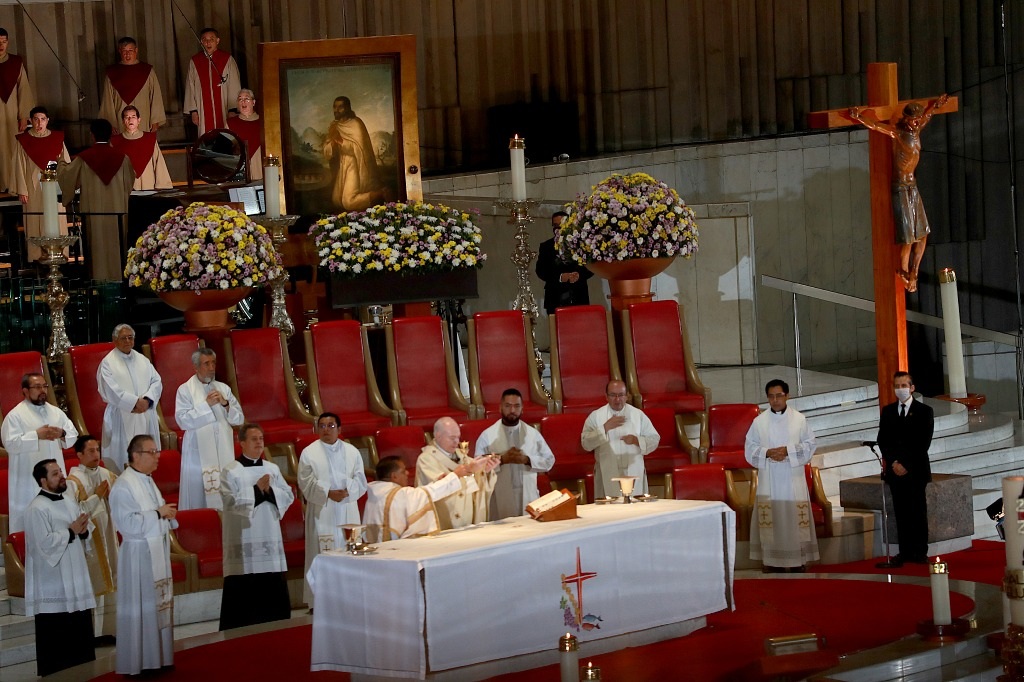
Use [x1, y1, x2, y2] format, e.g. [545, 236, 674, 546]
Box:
[581, 403, 660, 497]
[414, 444, 496, 530]
[475, 421, 555, 519]
[298, 439, 367, 606]
[66, 463, 119, 636]
[109, 466, 176, 674]
[220, 457, 293, 575]
[24, 492, 96, 617]
[744, 407, 820, 567]
[175, 375, 244, 510]
[97, 349, 162, 473]
[1, 400, 76, 533]
[363, 472, 462, 543]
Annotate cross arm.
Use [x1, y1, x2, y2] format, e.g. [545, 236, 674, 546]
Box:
[807, 95, 958, 130]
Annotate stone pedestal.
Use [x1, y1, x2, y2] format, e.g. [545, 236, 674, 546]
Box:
[839, 473, 974, 551]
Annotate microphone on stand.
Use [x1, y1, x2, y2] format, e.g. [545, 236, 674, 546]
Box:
[861, 441, 877, 448]
[862, 440, 899, 569]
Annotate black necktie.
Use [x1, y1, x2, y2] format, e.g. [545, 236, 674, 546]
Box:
[900, 404, 906, 418]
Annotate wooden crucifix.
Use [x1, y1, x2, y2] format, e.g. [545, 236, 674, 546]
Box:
[808, 62, 958, 405]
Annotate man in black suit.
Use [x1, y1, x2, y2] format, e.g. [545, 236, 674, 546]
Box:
[535, 211, 593, 315]
[876, 371, 934, 566]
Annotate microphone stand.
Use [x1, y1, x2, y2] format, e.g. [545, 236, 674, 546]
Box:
[867, 443, 899, 569]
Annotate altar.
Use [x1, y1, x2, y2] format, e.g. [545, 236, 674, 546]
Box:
[308, 500, 736, 679]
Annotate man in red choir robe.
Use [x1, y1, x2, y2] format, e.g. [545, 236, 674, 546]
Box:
[0, 28, 35, 192]
[110, 106, 171, 190]
[99, 37, 166, 134]
[226, 89, 262, 180]
[57, 119, 136, 281]
[14, 106, 70, 261]
[183, 28, 240, 137]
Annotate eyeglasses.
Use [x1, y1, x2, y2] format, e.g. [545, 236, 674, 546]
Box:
[136, 449, 160, 456]
[606, 392, 627, 398]
[238, 97, 254, 102]
[28, 383, 49, 389]
[318, 423, 340, 429]
[117, 335, 135, 341]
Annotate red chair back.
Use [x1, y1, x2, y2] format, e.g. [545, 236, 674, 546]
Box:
[471, 311, 540, 417]
[553, 306, 615, 412]
[68, 342, 115, 437]
[230, 328, 289, 422]
[627, 301, 688, 395]
[672, 464, 727, 502]
[707, 403, 760, 469]
[645, 407, 683, 453]
[6, 530, 25, 563]
[309, 321, 378, 416]
[458, 420, 490, 454]
[147, 335, 201, 433]
[173, 509, 222, 577]
[0, 351, 47, 417]
[391, 317, 451, 412]
[538, 413, 593, 478]
[0, 468, 7, 514]
[374, 426, 427, 474]
[151, 449, 181, 505]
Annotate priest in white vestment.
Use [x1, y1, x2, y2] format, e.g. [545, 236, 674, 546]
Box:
[219, 423, 294, 630]
[66, 435, 119, 637]
[109, 435, 177, 675]
[175, 348, 244, 510]
[745, 379, 819, 571]
[1, 372, 76, 534]
[415, 417, 498, 530]
[581, 380, 660, 498]
[24, 459, 96, 676]
[98, 323, 163, 472]
[365, 456, 470, 542]
[475, 388, 555, 519]
[298, 412, 368, 607]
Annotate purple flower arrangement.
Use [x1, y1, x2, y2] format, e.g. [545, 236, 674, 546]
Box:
[555, 172, 699, 265]
[125, 202, 283, 293]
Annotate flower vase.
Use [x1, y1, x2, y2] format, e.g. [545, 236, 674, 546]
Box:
[158, 287, 253, 331]
[586, 257, 675, 311]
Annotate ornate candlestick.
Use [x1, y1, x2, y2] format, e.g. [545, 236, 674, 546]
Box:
[496, 197, 544, 375]
[253, 213, 299, 339]
[28, 233, 80, 362]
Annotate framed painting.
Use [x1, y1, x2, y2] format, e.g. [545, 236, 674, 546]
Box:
[259, 35, 422, 216]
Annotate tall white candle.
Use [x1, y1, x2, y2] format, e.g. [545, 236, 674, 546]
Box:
[558, 633, 578, 682]
[1004, 476, 1024, 626]
[264, 156, 281, 219]
[939, 268, 967, 398]
[41, 167, 59, 238]
[509, 135, 526, 201]
[929, 558, 952, 626]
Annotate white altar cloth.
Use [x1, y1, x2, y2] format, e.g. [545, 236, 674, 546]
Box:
[308, 499, 735, 678]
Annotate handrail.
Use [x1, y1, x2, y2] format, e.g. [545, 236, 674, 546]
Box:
[761, 275, 1019, 346]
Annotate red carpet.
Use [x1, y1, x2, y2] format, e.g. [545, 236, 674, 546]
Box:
[815, 540, 1006, 586]
[90, 578, 975, 682]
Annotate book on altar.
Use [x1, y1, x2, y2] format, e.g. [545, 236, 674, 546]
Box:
[526, 489, 577, 521]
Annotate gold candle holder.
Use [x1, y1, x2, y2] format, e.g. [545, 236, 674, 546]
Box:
[494, 197, 546, 380]
[581, 661, 601, 680]
[253, 214, 299, 339]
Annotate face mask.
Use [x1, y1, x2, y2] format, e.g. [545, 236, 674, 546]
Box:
[894, 387, 911, 402]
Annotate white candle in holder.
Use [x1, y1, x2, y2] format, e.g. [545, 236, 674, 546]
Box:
[41, 166, 59, 237]
[929, 557, 951, 626]
[558, 633, 578, 682]
[509, 135, 526, 201]
[264, 156, 281, 218]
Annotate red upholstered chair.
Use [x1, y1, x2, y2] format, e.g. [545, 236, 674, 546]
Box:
[385, 316, 474, 428]
[747, 464, 833, 540]
[0, 350, 58, 418]
[622, 301, 710, 460]
[537, 472, 554, 496]
[707, 403, 761, 474]
[224, 328, 314, 448]
[281, 485, 305, 580]
[458, 420, 491, 455]
[63, 342, 115, 444]
[538, 413, 594, 503]
[305, 321, 398, 451]
[4, 530, 25, 597]
[143, 334, 203, 450]
[466, 311, 552, 422]
[151, 449, 181, 506]
[549, 306, 623, 415]
[0, 468, 8, 541]
[671, 463, 749, 540]
[641, 407, 695, 495]
[374, 426, 428, 485]
[169, 508, 224, 592]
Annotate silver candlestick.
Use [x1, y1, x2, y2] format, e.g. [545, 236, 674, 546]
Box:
[253, 214, 299, 339]
[496, 198, 544, 375]
[27, 234, 80, 362]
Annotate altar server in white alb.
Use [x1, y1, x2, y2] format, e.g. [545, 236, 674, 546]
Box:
[24, 459, 96, 677]
[475, 388, 555, 519]
[219, 423, 294, 630]
[581, 380, 660, 497]
[416, 417, 499, 529]
[745, 379, 819, 572]
[175, 348, 244, 510]
[98, 323, 163, 472]
[1, 372, 76, 534]
[365, 456, 471, 542]
[109, 435, 177, 675]
[298, 411, 367, 606]
[66, 435, 119, 637]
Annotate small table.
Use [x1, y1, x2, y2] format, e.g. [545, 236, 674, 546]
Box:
[309, 500, 736, 679]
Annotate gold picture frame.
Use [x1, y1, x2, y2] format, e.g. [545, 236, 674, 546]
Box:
[259, 35, 422, 216]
